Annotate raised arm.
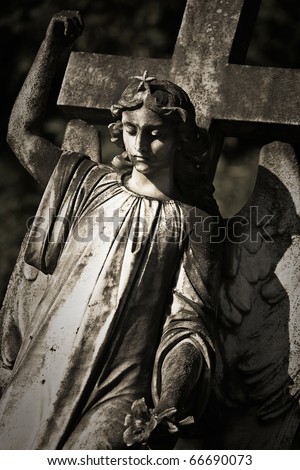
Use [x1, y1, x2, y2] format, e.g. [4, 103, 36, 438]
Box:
[7, 11, 84, 187]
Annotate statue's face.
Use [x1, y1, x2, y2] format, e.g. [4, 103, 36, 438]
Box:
[122, 105, 178, 175]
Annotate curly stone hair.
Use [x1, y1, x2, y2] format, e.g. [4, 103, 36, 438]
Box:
[108, 76, 219, 215]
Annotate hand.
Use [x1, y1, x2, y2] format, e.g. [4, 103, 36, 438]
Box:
[45, 10, 84, 46]
[123, 398, 178, 448]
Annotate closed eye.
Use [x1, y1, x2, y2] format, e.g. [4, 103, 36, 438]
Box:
[124, 124, 137, 135]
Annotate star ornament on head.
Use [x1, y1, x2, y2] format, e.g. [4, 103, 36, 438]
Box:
[132, 70, 156, 92]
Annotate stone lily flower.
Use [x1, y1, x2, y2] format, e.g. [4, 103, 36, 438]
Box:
[123, 397, 178, 447]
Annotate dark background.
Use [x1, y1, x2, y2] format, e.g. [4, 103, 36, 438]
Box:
[1, 0, 300, 302]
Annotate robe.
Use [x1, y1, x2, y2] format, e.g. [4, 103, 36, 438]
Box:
[0, 152, 219, 449]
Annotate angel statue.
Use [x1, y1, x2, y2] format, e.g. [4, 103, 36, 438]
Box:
[0, 11, 221, 449]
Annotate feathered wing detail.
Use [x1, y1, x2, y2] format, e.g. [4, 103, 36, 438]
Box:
[215, 141, 300, 449]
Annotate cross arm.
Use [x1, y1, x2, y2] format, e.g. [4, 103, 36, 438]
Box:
[215, 65, 300, 141]
[57, 52, 170, 124]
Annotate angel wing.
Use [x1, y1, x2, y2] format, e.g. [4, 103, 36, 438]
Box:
[213, 141, 300, 449]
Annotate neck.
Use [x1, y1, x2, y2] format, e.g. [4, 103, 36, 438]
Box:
[127, 166, 175, 199]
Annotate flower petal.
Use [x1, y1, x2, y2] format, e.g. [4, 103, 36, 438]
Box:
[156, 407, 177, 422]
[131, 398, 150, 421]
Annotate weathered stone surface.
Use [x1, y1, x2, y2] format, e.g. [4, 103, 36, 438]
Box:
[57, 0, 300, 178]
[216, 141, 300, 449]
[261, 143, 300, 393]
[58, 54, 170, 123]
[0, 119, 101, 392]
[62, 119, 102, 162]
[58, 1, 300, 140]
[0, 236, 49, 393]
[56, 0, 252, 177]
[170, 1, 300, 133]
[3, 0, 300, 450]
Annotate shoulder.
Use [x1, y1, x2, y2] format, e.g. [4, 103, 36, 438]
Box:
[179, 203, 221, 239]
[58, 151, 114, 174]
[51, 151, 118, 187]
[180, 203, 223, 266]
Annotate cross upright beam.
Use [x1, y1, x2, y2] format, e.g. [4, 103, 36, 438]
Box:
[171, 0, 300, 137]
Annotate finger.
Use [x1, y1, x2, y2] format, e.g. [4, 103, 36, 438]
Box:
[63, 16, 83, 38]
[63, 17, 71, 37]
[72, 16, 84, 34]
[63, 18, 76, 38]
[77, 13, 84, 31]
[73, 11, 84, 30]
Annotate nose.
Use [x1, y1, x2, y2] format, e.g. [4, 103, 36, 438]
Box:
[135, 131, 147, 154]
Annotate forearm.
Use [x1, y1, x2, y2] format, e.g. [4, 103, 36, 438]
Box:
[155, 339, 203, 420]
[8, 39, 68, 140]
[7, 37, 65, 184]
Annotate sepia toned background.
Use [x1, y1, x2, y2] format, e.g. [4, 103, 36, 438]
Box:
[1, 0, 300, 303]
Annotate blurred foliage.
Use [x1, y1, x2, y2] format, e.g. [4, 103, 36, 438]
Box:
[247, 0, 300, 68]
[1, 0, 300, 301]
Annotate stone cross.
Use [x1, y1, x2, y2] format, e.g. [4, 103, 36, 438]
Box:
[2, 2, 300, 449]
[58, 0, 300, 176]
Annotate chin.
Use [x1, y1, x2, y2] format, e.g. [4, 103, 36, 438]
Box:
[135, 163, 153, 174]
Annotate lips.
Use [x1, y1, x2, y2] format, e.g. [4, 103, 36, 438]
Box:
[133, 155, 151, 162]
